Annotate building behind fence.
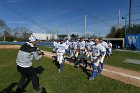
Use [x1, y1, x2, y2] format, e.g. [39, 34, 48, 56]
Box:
[33, 33, 57, 40]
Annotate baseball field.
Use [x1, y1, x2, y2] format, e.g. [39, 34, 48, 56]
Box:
[0, 45, 140, 93]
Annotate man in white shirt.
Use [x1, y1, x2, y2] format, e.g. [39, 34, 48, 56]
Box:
[83, 39, 92, 68]
[107, 41, 112, 59]
[99, 38, 108, 71]
[69, 39, 78, 64]
[53, 40, 57, 52]
[89, 38, 105, 80]
[55, 40, 59, 52]
[69, 40, 74, 62]
[64, 40, 70, 55]
[76, 38, 85, 67]
[56, 38, 66, 73]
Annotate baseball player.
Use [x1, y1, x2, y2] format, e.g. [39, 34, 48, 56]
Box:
[107, 41, 112, 59]
[89, 38, 95, 47]
[83, 45, 91, 68]
[52, 40, 59, 62]
[56, 38, 66, 73]
[69, 40, 74, 63]
[83, 39, 92, 68]
[76, 38, 85, 67]
[53, 40, 57, 52]
[69, 40, 78, 64]
[89, 38, 104, 80]
[52, 40, 59, 54]
[65, 40, 70, 55]
[99, 38, 108, 71]
[73, 40, 79, 64]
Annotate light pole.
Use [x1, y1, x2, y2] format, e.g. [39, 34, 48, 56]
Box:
[122, 17, 127, 36]
[122, 17, 127, 48]
[84, 15, 86, 39]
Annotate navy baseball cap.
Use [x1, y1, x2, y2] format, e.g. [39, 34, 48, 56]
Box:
[60, 38, 64, 41]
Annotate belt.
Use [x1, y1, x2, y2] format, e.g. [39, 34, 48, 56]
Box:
[58, 52, 64, 53]
[92, 56, 99, 57]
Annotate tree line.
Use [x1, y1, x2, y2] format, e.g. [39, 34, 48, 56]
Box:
[0, 19, 32, 41]
[106, 24, 140, 38]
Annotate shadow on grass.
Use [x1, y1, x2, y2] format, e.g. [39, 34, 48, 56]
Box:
[53, 55, 91, 78]
[0, 66, 47, 93]
[80, 65, 91, 77]
[0, 82, 18, 93]
[52, 56, 59, 69]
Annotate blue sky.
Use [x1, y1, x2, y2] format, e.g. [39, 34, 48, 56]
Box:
[0, 0, 140, 37]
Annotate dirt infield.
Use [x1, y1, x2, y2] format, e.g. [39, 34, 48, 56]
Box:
[0, 45, 140, 87]
[103, 65, 140, 87]
[0, 45, 20, 49]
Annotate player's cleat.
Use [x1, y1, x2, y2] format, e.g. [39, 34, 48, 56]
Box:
[59, 69, 61, 73]
[34, 87, 42, 93]
[89, 77, 94, 80]
[109, 56, 112, 59]
[74, 65, 79, 68]
[97, 72, 101, 75]
[77, 65, 79, 68]
[69, 58, 72, 63]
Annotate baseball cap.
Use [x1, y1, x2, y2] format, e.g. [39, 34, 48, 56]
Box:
[99, 37, 103, 40]
[60, 38, 64, 41]
[29, 36, 38, 42]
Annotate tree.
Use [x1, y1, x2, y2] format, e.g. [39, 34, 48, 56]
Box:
[106, 26, 117, 38]
[58, 34, 67, 39]
[90, 34, 97, 38]
[0, 19, 6, 29]
[115, 28, 124, 38]
[106, 24, 140, 38]
[13, 27, 32, 41]
[0, 19, 6, 40]
[0, 19, 14, 41]
[70, 34, 78, 40]
[127, 24, 140, 34]
[0, 19, 32, 41]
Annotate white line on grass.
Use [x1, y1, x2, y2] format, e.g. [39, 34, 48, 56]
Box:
[104, 69, 140, 80]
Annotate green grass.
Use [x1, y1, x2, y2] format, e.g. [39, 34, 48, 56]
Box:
[37, 45, 53, 52]
[0, 49, 140, 93]
[105, 51, 140, 71]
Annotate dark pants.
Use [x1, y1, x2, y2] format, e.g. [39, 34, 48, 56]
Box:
[17, 65, 39, 91]
[83, 59, 88, 68]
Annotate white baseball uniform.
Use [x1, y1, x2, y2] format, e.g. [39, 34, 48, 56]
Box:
[56, 43, 66, 64]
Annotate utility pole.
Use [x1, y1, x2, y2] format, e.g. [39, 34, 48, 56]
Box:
[122, 17, 127, 36]
[3, 28, 6, 42]
[46, 30, 48, 41]
[84, 15, 86, 39]
[57, 26, 59, 39]
[65, 27, 69, 39]
[118, 9, 121, 29]
[65, 26, 67, 36]
[129, 0, 132, 27]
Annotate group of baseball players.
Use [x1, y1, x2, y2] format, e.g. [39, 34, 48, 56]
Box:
[15, 35, 112, 92]
[53, 37, 112, 80]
